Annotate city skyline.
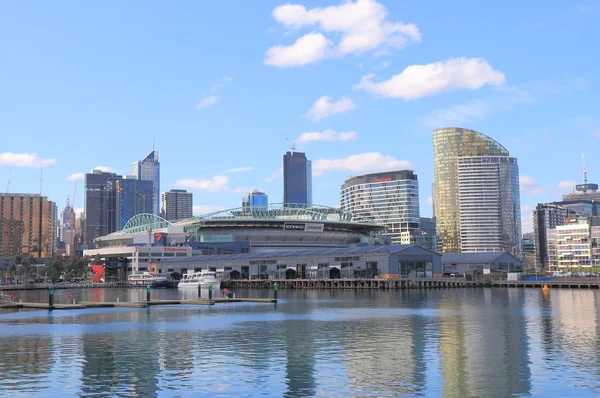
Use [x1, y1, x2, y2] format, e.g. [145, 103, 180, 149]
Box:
[0, 1, 597, 233]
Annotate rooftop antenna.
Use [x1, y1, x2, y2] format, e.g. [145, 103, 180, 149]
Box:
[284, 132, 295, 155]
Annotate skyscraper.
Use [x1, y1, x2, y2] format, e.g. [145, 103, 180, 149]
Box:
[132, 149, 160, 215]
[433, 127, 522, 256]
[161, 189, 193, 221]
[340, 170, 420, 244]
[533, 203, 578, 269]
[283, 151, 312, 207]
[242, 189, 268, 212]
[0, 193, 57, 258]
[85, 171, 156, 242]
[58, 197, 71, 248]
[84, 170, 120, 243]
[458, 156, 521, 256]
[115, 177, 154, 230]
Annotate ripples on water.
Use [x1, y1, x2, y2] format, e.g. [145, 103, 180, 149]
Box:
[1, 288, 600, 397]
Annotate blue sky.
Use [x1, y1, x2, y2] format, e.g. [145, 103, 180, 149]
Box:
[0, 0, 598, 233]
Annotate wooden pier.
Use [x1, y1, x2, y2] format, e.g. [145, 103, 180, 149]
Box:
[0, 297, 276, 311]
[224, 278, 471, 290]
[491, 279, 600, 289]
[223, 278, 600, 290]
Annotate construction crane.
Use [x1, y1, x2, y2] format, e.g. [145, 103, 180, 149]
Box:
[284, 132, 295, 155]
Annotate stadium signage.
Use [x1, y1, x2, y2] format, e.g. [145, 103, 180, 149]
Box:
[284, 223, 325, 232]
[163, 247, 188, 252]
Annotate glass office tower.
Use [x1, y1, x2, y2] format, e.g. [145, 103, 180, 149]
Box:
[433, 127, 521, 256]
[242, 190, 268, 212]
[340, 170, 420, 244]
[283, 151, 312, 208]
[132, 150, 160, 216]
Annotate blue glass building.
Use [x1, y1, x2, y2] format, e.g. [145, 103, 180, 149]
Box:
[132, 149, 160, 216]
[283, 151, 312, 208]
[115, 177, 154, 230]
[242, 190, 268, 211]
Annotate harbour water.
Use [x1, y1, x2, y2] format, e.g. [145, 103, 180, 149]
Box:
[1, 288, 600, 397]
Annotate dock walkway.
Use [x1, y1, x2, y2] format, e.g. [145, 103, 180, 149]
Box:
[223, 278, 600, 290]
[0, 297, 276, 311]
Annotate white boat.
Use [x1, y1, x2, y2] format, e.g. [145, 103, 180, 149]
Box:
[127, 272, 168, 288]
[177, 271, 221, 290]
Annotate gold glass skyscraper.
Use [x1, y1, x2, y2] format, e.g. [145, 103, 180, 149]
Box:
[433, 127, 515, 253]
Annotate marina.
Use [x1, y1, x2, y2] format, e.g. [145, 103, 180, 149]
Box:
[177, 270, 221, 290]
[126, 271, 168, 288]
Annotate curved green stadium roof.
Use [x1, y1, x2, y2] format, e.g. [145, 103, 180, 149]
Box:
[119, 203, 378, 234]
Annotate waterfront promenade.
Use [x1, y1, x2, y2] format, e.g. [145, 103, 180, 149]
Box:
[4, 277, 600, 293]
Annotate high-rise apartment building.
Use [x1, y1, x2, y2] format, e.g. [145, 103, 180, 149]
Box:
[0, 193, 57, 258]
[283, 151, 312, 207]
[132, 149, 160, 215]
[433, 127, 522, 257]
[458, 156, 521, 256]
[340, 170, 420, 244]
[116, 177, 154, 230]
[242, 189, 268, 212]
[85, 170, 120, 243]
[547, 216, 600, 271]
[533, 203, 575, 269]
[58, 197, 71, 248]
[161, 189, 193, 221]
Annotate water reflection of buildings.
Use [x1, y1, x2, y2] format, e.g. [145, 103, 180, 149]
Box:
[0, 335, 52, 388]
[463, 289, 532, 396]
[552, 290, 600, 368]
[80, 313, 161, 397]
[341, 291, 430, 396]
[437, 293, 471, 397]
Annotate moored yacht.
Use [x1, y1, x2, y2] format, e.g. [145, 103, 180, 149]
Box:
[177, 271, 221, 290]
[127, 271, 168, 288]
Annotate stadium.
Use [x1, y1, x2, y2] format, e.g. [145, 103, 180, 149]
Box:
[84, 204, 390, 278]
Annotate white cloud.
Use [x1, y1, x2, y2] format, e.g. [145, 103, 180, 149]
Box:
[520, 175, 543, 195]
[264, 33, 331, 68]
[92, 166, 115, 173]
[313, 152, 410, 176]
[175, 175, 230, 192]
[266, 0, 420, 67]
[521, 205, 534, 233]
[196, 76, 232, 109]
[193, 205, 225, 215]
[197, 96, 221, 109]
[421, 85, 534, 128]
[265, 167, 283, 184]
[305, 96, 356, 121]
[427, 196, 433, 205]
[297, 129, 357, 143]
[0, 152, 56, 168]
[557, 180, 576, 190]
[209, 76, 233, 92]
[422, 100, 491, 128]
[354, 57, 505, 99]
[374, 61, 390, 70]
[224, 167, 253, 174]
[66, 172, 85, 180]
